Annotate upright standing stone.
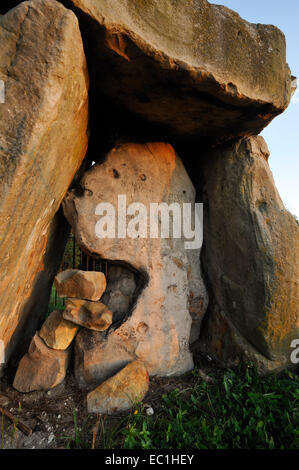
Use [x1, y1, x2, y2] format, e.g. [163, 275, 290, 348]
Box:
[0, 0, 89, 373]
[63, 142, 208, 377]
[198, 136, 299, 372]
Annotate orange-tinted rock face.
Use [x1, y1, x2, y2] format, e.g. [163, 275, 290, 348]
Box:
[198, 136, 299, 372]
[54, 270, 107, 301]
[63, 298, 113, 331]
[0, 0, 89, 373]
[60, 0, 292, 146]
[87, 360, 149, 414]
[13, 333, 70, 392]
[39, 310, 79, 351]
[63, 142, 208, 378]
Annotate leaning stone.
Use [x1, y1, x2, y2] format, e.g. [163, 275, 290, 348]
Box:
[198, 136, 299, 372]
[87, 360, 149, 414]
[39, 310, 79, 350]
[54, 270, 106, 301]
[63, 299, 112, 331]
[13, 334, 70, 392]
[0, 0, 89, 374]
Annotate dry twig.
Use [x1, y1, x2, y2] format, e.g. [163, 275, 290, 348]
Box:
[0, 406, 33, 436]
[91, 413, 101, 449]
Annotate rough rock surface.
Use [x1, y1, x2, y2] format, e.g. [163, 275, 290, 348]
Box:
[74, 328, 135, 389]
[54, 269, 106, 301]
[101, 261, 140, 325]
[61, 0, 292, 144]
[198, 136, 299, 371]
[63, 142, 208, 377]
[0, 0, 89, 373]
[13, 334, 70, 392]
[87, 360, 149, 414]
[63, 298, 113, 331]
[100, 264, 138, 324]
[39, 310, 79, 350]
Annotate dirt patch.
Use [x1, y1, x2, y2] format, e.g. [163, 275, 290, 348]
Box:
[0, 350, 214, 449]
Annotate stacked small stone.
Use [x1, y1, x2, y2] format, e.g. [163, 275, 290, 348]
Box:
[13, 269, 149, 414]
[13, 270, 111, 393]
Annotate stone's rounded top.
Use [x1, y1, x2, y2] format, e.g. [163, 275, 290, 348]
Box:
[65, 0, 292, 142]
[62, 142, 197, 270]
[245, 135, 270, 161]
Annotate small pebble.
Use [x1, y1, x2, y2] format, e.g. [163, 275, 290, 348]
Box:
[146, 407, 154, 416]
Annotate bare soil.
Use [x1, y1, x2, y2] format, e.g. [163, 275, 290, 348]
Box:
[0, 349, 214, 449]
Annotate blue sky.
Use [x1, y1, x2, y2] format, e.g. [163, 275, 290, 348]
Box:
[211, 0, 299, 218]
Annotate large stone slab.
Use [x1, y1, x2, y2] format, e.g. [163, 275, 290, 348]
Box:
[61, 0, 293, 145]
[54, 269, 107, 301]
[198, 136, 299, 371]
[0, 0, 89, 372]
[13, 333, 70, 392]
[87, 360, 149, 414]
[63, 142, 208, 377]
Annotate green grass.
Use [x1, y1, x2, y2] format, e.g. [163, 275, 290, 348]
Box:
[47, 285, 65, 314]
[51, 364, 298, 450]
[118, 364, 299, 450]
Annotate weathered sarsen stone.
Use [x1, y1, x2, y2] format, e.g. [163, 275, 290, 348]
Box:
[13, 333, 70, 392]
[0, 0, 89, 372]
[54, 269, 107, 301]
[61, 0, 293, 144]
[63, 142, 208, 377]
[87, 360, 149, 414]
[198, 136, 299, 372]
